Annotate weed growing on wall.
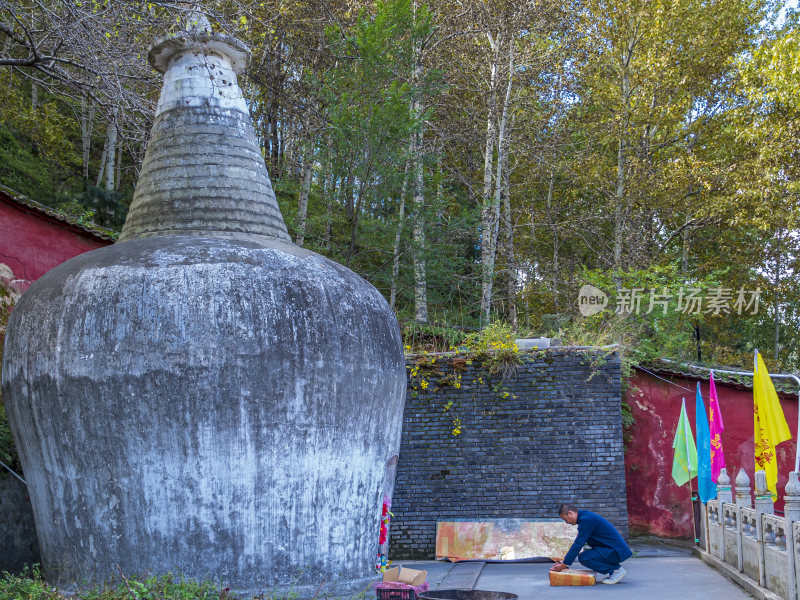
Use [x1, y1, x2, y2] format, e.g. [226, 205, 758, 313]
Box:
[406, 323, 528, 437]
[402, 322, 467, 353]
[460, 323, 522, 381]
[405, 352, 466, 436]
[406, 352, 442, 399]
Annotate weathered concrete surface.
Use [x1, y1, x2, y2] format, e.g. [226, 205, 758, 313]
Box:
[0, 472, 40, 572]
[2, 236, 406, 591]
[2, 19, 406, 596]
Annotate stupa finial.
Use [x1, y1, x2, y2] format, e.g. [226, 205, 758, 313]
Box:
[147, 5, 249, 75]
[184, 7, 212, 34]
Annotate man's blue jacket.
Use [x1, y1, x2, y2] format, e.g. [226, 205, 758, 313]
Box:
[563, 510, 633, 566]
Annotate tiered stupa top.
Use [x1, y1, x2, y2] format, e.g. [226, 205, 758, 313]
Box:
[119, 11, 291, 244]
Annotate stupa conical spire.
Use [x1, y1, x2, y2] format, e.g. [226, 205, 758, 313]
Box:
[119, 10, 290, 244]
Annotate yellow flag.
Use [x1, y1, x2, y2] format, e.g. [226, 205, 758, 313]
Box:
[754, 350, 792, 500]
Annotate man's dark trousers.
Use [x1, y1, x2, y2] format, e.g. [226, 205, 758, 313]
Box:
[578, 547, 622, 575]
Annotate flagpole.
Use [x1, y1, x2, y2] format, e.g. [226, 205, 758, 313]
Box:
[684, 405, 700, 545]
[686, 481, 700, 545]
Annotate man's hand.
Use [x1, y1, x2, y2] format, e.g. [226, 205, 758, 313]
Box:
[550, 562, 568, 572]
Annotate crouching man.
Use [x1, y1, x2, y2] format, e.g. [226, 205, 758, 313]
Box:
[550, 503, 632, 584]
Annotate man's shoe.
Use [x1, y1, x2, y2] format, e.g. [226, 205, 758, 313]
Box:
[601, 566, 626, 584]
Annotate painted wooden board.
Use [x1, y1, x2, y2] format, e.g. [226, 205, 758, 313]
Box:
[435, 519, 577, 561]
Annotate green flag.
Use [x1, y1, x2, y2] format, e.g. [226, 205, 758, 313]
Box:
[672, 398, 698, 486]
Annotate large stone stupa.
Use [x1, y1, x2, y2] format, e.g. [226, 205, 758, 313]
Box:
[1, 12, 406, 595]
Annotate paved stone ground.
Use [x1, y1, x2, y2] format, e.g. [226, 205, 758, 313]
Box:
[394, 540, 755, 600]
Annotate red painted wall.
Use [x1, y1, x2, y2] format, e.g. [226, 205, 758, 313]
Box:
[625, 369, 798, 538]
[0, 195, 111, 294]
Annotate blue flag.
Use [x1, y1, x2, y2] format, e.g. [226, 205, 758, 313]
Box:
[696, 383, 717, 502]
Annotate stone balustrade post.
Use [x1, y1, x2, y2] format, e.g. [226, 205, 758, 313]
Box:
[755, 470, 774, 587]
[755, 470, 775, 516]
[717, 468, 733, 505]
[784, 472, 800, 600]
[786, 472, 800, 524]
[736, 468, 752, 508]
[734, 468, 752, 573]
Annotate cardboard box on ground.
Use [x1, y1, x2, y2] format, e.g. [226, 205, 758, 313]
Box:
[376, 566, 429, 599]
[549, 569, 596, 586]
[382, 567, 427, 587]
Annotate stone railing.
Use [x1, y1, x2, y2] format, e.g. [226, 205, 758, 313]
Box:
[701, 468, 800, 600]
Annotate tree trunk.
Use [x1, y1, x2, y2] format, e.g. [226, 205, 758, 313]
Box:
[547, 172, 559, 311]
[614, 33, 635, 277]
[496, 41, 515, 328]
[412, 122, 427, 324]
[105, 119, 117, 191]
[263, 95, 273, 166]
[614, 132, 625, 271]
[269, 42, 283, 177]
[344, 162, 355, 226]
[501, 161, 515, 329]
[296, 137, 314, 247]
[411, 7, 428, 324]
[774, 228, 783, 363]
[526, 209, 536, 329]
[115, 130, 122, 192]
[681, 219, 691, 275]
[346, 178, 366, 267]
[391, 151, 412, 310]
[479, 32, 501, 324]
[284, 118, 296, 177]
[322, 135, 335, 250]
[96, 123, 109, 188]
[272, 108, 281, 176]
[81, 90, 95, 183]
[323, 179, 335, 251]
[269, 106, 279, 176]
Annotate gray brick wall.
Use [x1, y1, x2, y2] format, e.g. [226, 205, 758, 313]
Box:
[390, 349, 627, 558]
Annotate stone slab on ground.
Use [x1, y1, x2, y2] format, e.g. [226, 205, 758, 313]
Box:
[628, 537, 695, 558]
[439, 562, 486, 590]
[394, 560, 454, 590]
